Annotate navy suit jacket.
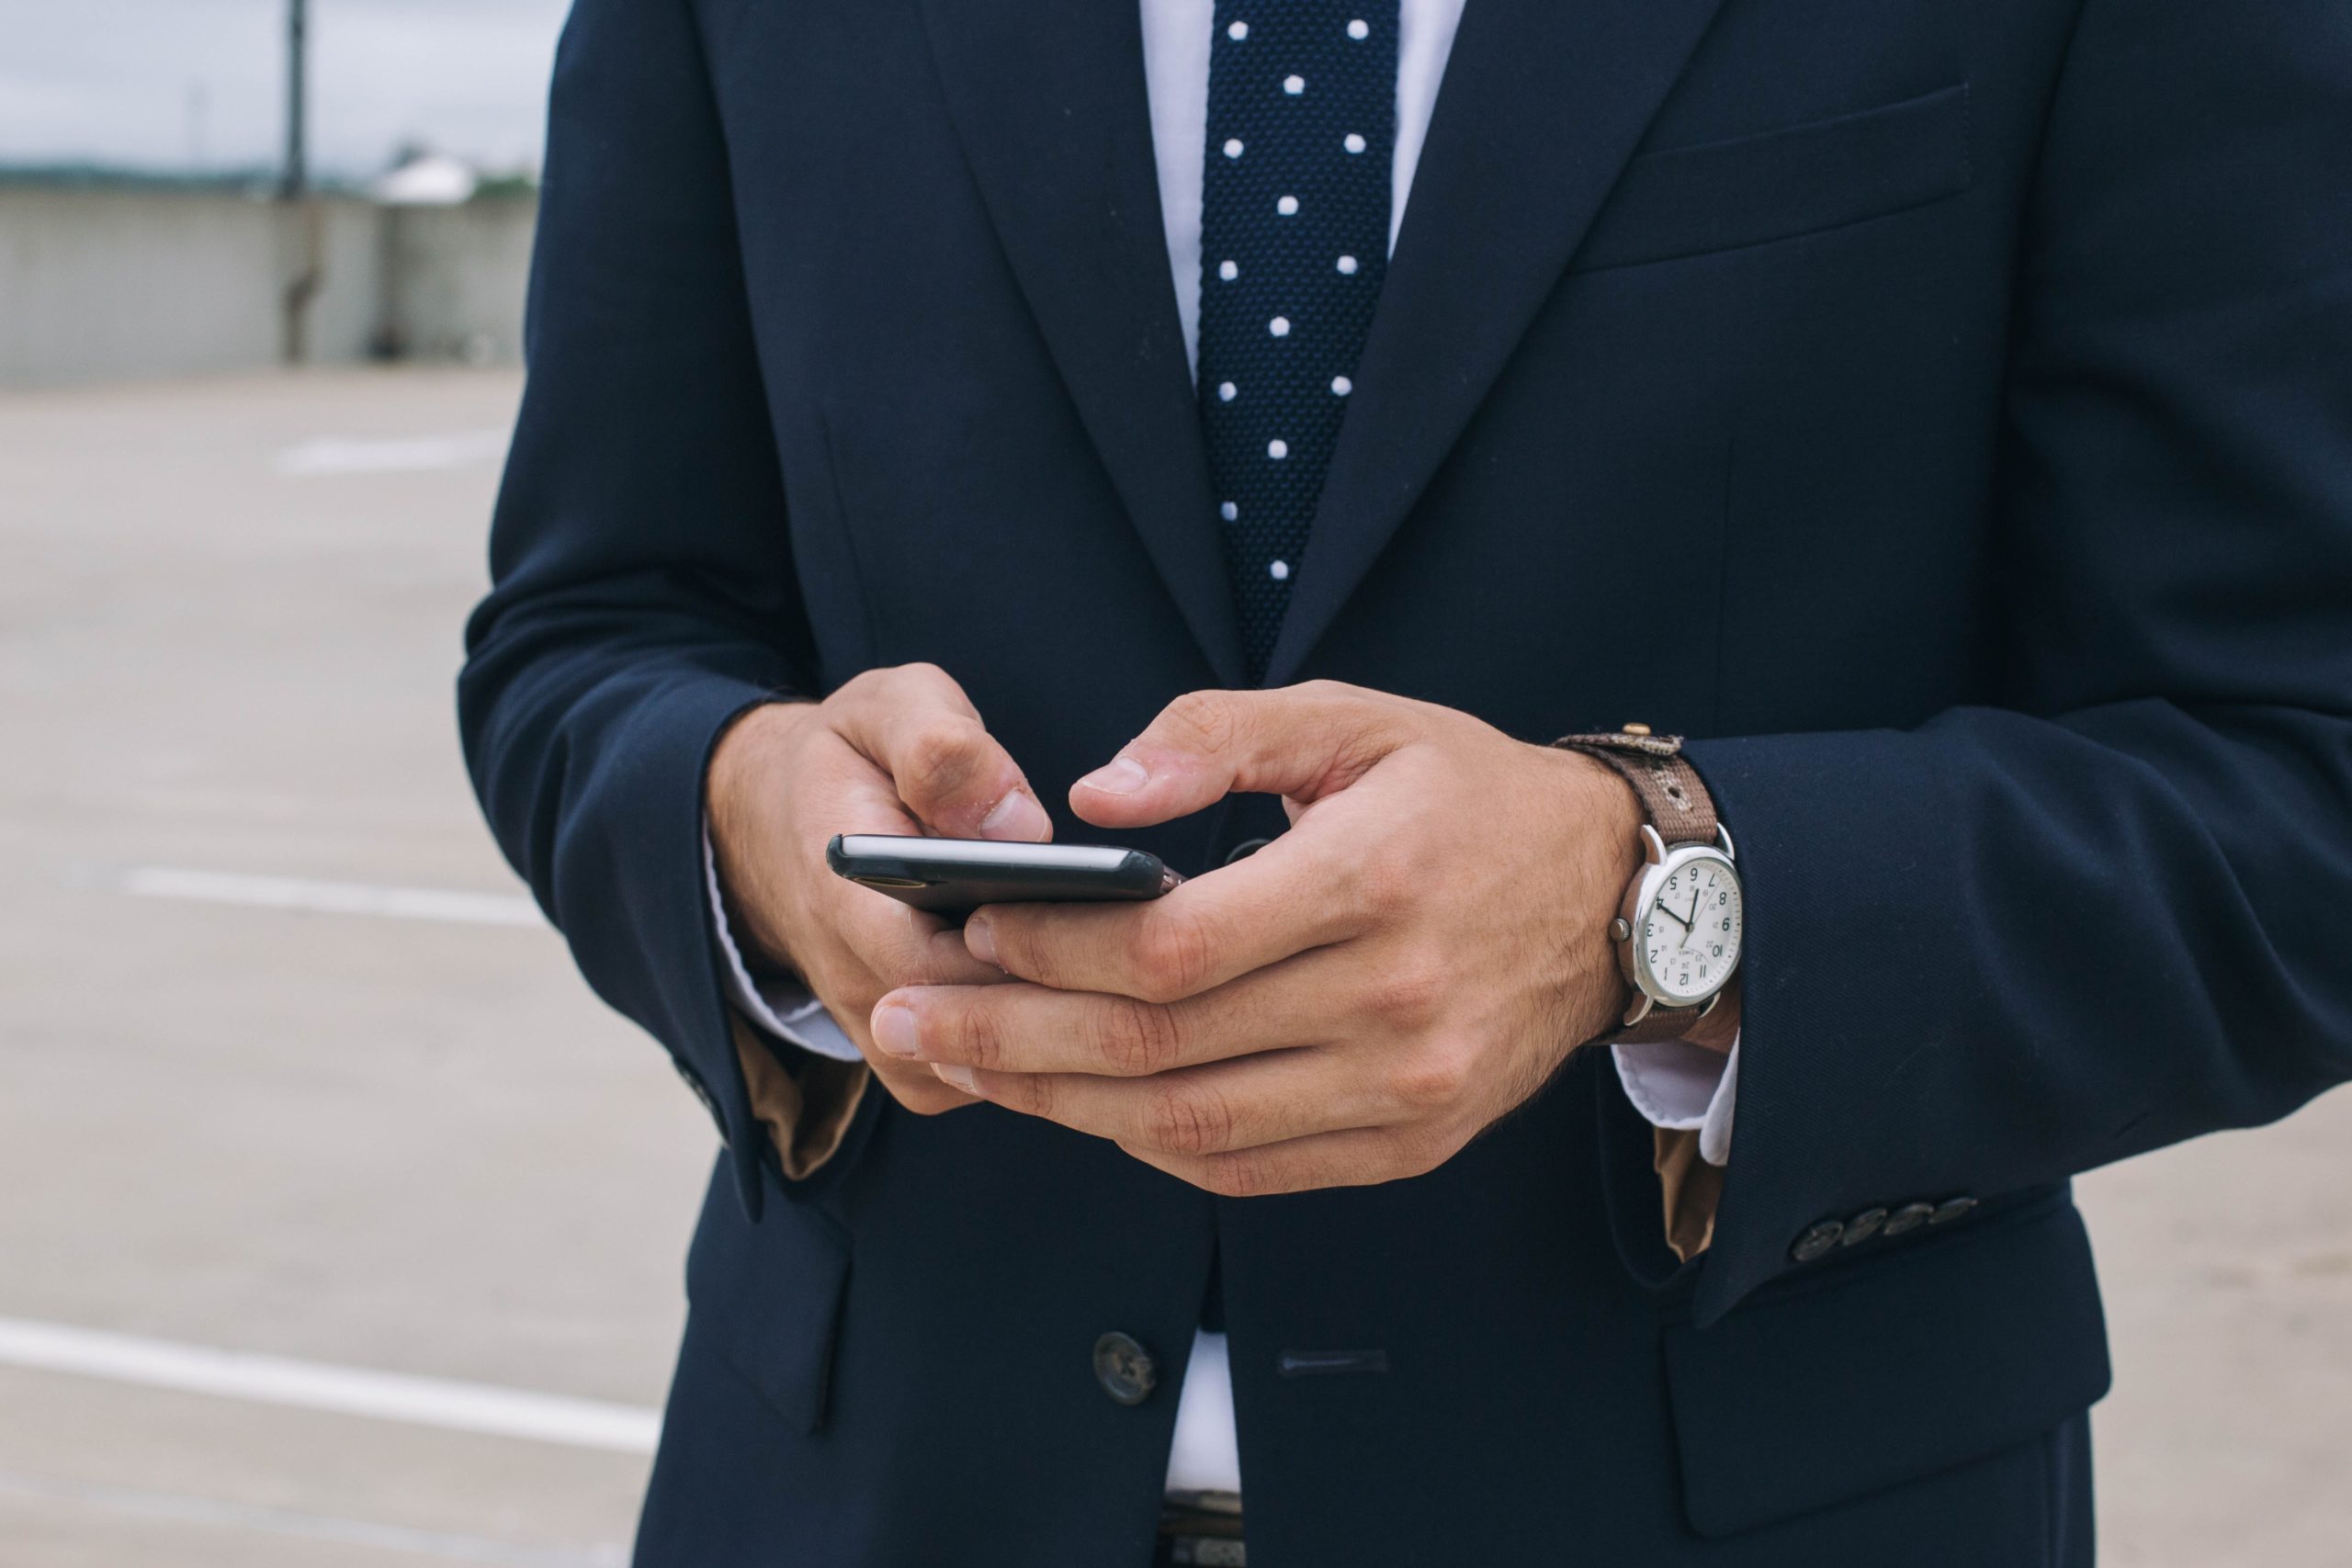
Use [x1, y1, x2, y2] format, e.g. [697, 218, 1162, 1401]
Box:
[460, 0, 2352, 1562]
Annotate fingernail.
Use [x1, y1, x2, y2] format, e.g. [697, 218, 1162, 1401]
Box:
[933, 1063, 978, 1093]
[978, 789, 1050, 841]
[872, 1004, 922, 1057]
[963, 913, 999, 966]
[1077, 755, 1149, 795]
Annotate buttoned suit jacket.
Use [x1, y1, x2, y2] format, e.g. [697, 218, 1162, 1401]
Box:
[459, 0, 2352, 1562]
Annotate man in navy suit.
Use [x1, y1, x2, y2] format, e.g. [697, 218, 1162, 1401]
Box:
[461, 0, 2352, 1562]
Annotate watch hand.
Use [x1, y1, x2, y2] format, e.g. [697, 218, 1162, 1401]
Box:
[1655, 900, 1690, 933]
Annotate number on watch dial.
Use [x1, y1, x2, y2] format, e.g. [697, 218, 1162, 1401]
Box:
[1642, 857, 1743, 1004]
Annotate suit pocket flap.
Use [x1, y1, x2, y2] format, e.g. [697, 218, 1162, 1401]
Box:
[1577, 83, 1973, 272]
[685, 1166, 851, 1434]
[1664, 1201, 2109, 1538]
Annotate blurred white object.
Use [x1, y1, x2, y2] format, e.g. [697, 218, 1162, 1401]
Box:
[372, 152, 479, 207]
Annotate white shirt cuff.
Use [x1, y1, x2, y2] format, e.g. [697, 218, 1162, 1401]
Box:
[703, 829, 865, 1064]
[1611, 1034, 1739, 1167]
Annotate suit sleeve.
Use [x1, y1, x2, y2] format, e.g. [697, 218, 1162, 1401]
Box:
[1677, 0, 2352, 1323]
[458, 0, 815, 1214]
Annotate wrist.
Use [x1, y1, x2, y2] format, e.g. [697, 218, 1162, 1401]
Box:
[1538, 745, 1645, 1044]
[707, 700, 820, 974]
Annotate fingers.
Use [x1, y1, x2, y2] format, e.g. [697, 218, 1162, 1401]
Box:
[1119, 1123, 1461, 1199]
[872, 953, 1339, 1076]
[819, 904, 1006, 1118]
[1070, 681, 1421, 829]
[947, 1047, 1403, 1156]
[831, 663, 1050, 840]
[842, 897, 1008, 994]
[965, 833, 1361, 1001]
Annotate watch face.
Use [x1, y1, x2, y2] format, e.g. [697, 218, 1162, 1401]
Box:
[1637, 849, 1743, 1005]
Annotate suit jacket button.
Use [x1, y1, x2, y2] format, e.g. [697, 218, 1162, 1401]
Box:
[1840, 1207, 1889, 1247]
[1882, 1201, 1935, 1238]
[1928, 1196, 1979, 1226]
[1791, 1221, 1844, 1262]
[1092, 1332, 1158, 1405]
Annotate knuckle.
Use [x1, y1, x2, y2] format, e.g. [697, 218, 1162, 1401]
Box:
[1143, 1082, 1233, 1156]
[1388, 1047, 1469, 1111]
[1161, 690, 1245, 755]
[995, 1071, 1048, 1119]
[1134, 911, 1216, 1002]
[900, 718, 987, 804]
[897, 660, 950, 689]
[1196, 1153, 1266, 1200]
[953, 1003, 1008, 1071]
[1091, 997, 1182, 1076]
[1371, 960, 1448, 1030]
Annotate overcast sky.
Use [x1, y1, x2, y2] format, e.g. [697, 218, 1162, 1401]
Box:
[0, 0, 573, 175]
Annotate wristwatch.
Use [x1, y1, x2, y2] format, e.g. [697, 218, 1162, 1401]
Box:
[1554, 726, 1744, 1043]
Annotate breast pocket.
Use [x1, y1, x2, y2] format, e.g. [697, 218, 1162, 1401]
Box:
[1574, 83, 1973, 273]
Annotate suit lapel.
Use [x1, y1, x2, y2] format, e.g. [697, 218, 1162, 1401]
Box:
[916, 0, 1248, 688]
[1263, 0, 1727, 686]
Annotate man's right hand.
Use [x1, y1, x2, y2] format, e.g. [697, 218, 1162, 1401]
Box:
[706, 663, 1048, 1114]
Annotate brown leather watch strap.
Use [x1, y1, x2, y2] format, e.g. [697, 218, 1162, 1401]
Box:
[1552, 728, 1719, 850]
[1608, 989, 1718, 1043]
[1554, 727, 1732, 1046]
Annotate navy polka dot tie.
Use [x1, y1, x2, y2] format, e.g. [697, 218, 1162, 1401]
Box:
[1197, 2, 1397, 682]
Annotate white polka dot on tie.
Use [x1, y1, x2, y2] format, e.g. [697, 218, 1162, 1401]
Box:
[1344, 133, 1367, 154]
[1337, 254, 1359, 275]
[1276, 195, 1299, 216]
[1348, 18, 1370, 39]
[1218, 259, 1238, 281]
[1268, 439, 1289, 459]
[1269, 559, 1292, 581]
[1221, 501, 1239, 521]
[1331, 375, 1352, 396]
[1228, 20, 1249, 40]
[1269, 316, 1290, 336]
[1224, 138, 1244, 160]
[1283, 74, 1306, 96]
[1218, 381, 1237, 402]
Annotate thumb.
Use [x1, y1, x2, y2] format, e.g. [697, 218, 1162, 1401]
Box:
[1070, 683, 1413, 828]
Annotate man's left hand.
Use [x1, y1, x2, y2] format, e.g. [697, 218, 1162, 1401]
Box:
[867, 682, 1655, 1196]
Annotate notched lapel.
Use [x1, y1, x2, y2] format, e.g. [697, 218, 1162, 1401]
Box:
[1263, 0, 1728, 686]
[915, 0, 1248, 687]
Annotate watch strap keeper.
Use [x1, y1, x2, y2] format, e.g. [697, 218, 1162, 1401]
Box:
[1552, 728, 1721, 850]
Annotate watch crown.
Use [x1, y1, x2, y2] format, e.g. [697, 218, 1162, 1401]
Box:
[1611, 917, 1632, 942]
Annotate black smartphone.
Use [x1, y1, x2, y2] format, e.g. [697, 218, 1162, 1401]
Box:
[826, 833, 1184, 916]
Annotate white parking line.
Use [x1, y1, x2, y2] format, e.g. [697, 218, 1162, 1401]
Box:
[0, 1467, 628, 1567]
[119, 867, 544, 928]
[276, 430, 511, 477]
[0, 1318, 660, 1455]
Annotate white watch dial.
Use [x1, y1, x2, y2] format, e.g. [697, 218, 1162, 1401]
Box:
[1638, 851, 1743, 1005]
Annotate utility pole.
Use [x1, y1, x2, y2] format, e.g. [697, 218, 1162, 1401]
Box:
[281, 0, 308, 200]
[279, 0, 322, 364]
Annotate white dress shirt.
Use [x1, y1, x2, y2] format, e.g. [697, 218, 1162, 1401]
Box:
[709, 0, 1738, 1497]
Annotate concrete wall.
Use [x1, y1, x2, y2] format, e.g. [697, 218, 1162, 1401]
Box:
[0, 186, 537, 388]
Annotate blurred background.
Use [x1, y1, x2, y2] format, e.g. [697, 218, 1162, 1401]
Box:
[0, 3, 2346, 1564]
